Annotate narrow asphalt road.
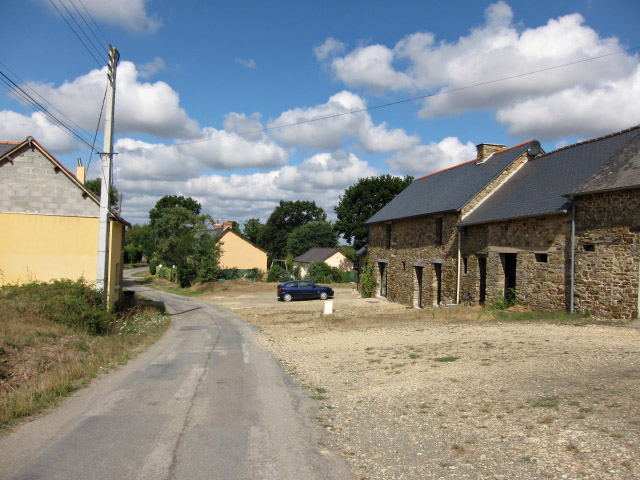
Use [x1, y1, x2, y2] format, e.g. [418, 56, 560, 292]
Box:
[0, 270, 352, 479]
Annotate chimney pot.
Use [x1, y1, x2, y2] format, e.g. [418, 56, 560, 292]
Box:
[476, 143, 506, 163]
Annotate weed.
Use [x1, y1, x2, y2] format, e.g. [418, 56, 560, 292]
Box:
[435, 356, 460, 362]
[532, 396, 560, 408]
[408, 353, 421, 359]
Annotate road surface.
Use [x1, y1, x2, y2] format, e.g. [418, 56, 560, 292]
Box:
[0, 270, 352, 479]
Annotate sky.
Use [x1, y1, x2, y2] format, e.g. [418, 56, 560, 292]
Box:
[1, 0, 639, 229]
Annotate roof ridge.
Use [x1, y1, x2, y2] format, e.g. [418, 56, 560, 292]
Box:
[0, 141, 20, 145]
[415, 139, 536, 181]
[541, 125, 640, 157]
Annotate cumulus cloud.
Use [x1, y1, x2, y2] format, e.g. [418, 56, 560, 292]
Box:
[268, 91, 419, 152]
[40, 0, 162, 34]
[114, 149, 378, 225]
[235, 58, 257, 69]
[314, 38, 345, 61]
[138, 57, 167, 78]
[11, 61, 199, 142]
[0, 110, 79, 152]
[387, 137, 476, 177]
[320, 1, 639, 140]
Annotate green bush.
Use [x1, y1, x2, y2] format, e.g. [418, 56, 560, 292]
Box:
[149, 259, 161, 276]
[156, 266, 175, 282]
[124, 246, 144, 264]
[267, 264, 283, 282]
[360, 257, 376, 298]
[0, 279, 111, 334]
[489, 288, 518, 310]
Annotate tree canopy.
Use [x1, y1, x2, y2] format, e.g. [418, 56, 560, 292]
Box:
[243, 218, 263, 244]
[149, 195, 201, 227]
[286, 221, 338, 258]
[258, 200, 327, 259]
[334, 174, 413, 250]
[85, 178, 119, 210]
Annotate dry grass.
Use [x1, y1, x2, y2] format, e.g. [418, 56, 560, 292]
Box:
[0, 288, 169, 433]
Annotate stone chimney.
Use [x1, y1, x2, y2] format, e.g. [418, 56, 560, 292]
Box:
[214, 219, 221, 229]
[476, 143, 506, 164]
[223, 221, 233, 231]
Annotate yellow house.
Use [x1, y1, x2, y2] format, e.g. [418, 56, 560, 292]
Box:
[208, 221, 268, 271]
[293, 247, 354, 277]
[0, 137, 130, 302]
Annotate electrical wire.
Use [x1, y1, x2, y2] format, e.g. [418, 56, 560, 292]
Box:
[48, 0, 105, 68]
[120, 45, 640, 154]
[57, 0, 106, 63]
[77, 0, 109, 46]
[87, 84, 109, 171]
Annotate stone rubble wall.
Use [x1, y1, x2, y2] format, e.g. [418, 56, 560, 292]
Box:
[574, 190, 640, 320]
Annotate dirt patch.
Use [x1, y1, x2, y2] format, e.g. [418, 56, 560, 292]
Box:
[200, 281, 640, 479]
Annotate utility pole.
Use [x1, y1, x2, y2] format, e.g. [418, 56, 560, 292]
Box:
[96, 45, 119, 296]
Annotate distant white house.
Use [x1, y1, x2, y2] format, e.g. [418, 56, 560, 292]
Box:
[292, 247, 354, 277]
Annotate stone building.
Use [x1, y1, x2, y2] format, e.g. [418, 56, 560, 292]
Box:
[365, 126, 640, 320]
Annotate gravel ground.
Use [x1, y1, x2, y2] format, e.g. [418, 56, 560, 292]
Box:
[202, 282, 640, 479]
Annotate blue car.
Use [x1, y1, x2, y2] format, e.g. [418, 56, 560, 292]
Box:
[277, 280, 334, 302]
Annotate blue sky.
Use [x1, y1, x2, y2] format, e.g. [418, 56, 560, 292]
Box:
[1, 0, 639, 228]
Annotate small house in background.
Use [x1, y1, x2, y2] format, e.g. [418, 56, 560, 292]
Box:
[207, 221, 268, 272]
[0, 137, 130, 302]
[293, 247, 354, 277]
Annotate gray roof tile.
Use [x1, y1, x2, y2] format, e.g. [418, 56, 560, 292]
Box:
[366, 141, 540, 224]
[461, 126, 640, 226]
[293, 247, 340, 264]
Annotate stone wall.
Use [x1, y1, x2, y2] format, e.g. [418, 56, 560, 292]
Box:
[368, 213, 460, 306]
[574, 190, 640, 320]
[0, 146, 98, 218]
[461, 215, 570, 310]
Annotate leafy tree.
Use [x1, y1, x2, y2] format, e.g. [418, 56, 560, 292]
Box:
[149, 195, 201, 227]
[125, 224, 155, 261]
[286, 221, 338, 257]
[335, 174, 413, 250]
[85, 178, 119, 210]
[360, 257, 376, 298]
[153, 206, 199, 266]
[259, 200, 327, 259]
[243, 218, 263, 244]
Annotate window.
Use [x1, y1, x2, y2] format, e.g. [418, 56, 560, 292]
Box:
[385, 223, 392, 250]
[583, 244, 595, 252]
[435, 218, 443, 246]
[463, 257, 468, 274]
[534, 253, 548, 263]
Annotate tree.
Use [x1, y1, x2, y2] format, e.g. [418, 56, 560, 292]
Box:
[85, 178, 119, 210]
[258, 200, 327, 259]
[125, 224, 155, 260]
[335, 174, 413, 250]
[243, 218, 263, 244]
[149, 195, 201, 227]
[286, 221, 338, 257]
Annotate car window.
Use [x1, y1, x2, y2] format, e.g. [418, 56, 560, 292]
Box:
[287, 282, 298, 288]
[300, 281, 313, 288]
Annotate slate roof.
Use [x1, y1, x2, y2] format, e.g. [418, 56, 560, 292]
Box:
[293, 247, 342, 264]
[366, 141, 540, 224]
[569, 128, 640, 196]
[461, 126, 640, 226]
[0, 142, 19, 157]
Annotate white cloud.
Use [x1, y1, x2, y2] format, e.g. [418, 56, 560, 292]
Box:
[235, 58, 257, 69]
[40, 0, 162, 34]
[496, 65, 640, 140]
[115, 150, 378, 225]
[387, 137, 476, 177]
[268, 90, 419, 152]
[321, 1, 639, 140]
[0, 110, 79, 152]
[138, 57, 167, 78]
[314, 38, 345, 61]
[14, 61, 199, 141]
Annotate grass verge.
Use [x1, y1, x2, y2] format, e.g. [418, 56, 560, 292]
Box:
[0, 280, 170, 433]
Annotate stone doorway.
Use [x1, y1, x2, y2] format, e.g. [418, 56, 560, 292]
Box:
[478, 257, 487, 305]
[413, 266, 423, 308]
[378, 261, 388, 298]
[502, 253, 517, 304]
[433, 263, 442, 306]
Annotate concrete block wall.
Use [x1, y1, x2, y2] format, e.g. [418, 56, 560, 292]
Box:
[0, 147, 98, 218]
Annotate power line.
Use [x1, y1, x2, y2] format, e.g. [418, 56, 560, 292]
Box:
[87, 84, 109, 172]
[120, 45, 640, 154]
[48, 0, 105, 68]
[68, 0, 107, 53]
[77, 0, 110, 46]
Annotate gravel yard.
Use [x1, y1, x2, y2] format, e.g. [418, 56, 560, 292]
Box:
[201, 281, 640, 479]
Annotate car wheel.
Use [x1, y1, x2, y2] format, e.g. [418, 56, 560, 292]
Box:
[283, 293, 293, 302]
[319, 292, 328, 300]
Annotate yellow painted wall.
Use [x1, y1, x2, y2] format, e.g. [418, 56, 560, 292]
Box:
[218, 231, 267, 271]
[0, 213, 125, 301]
